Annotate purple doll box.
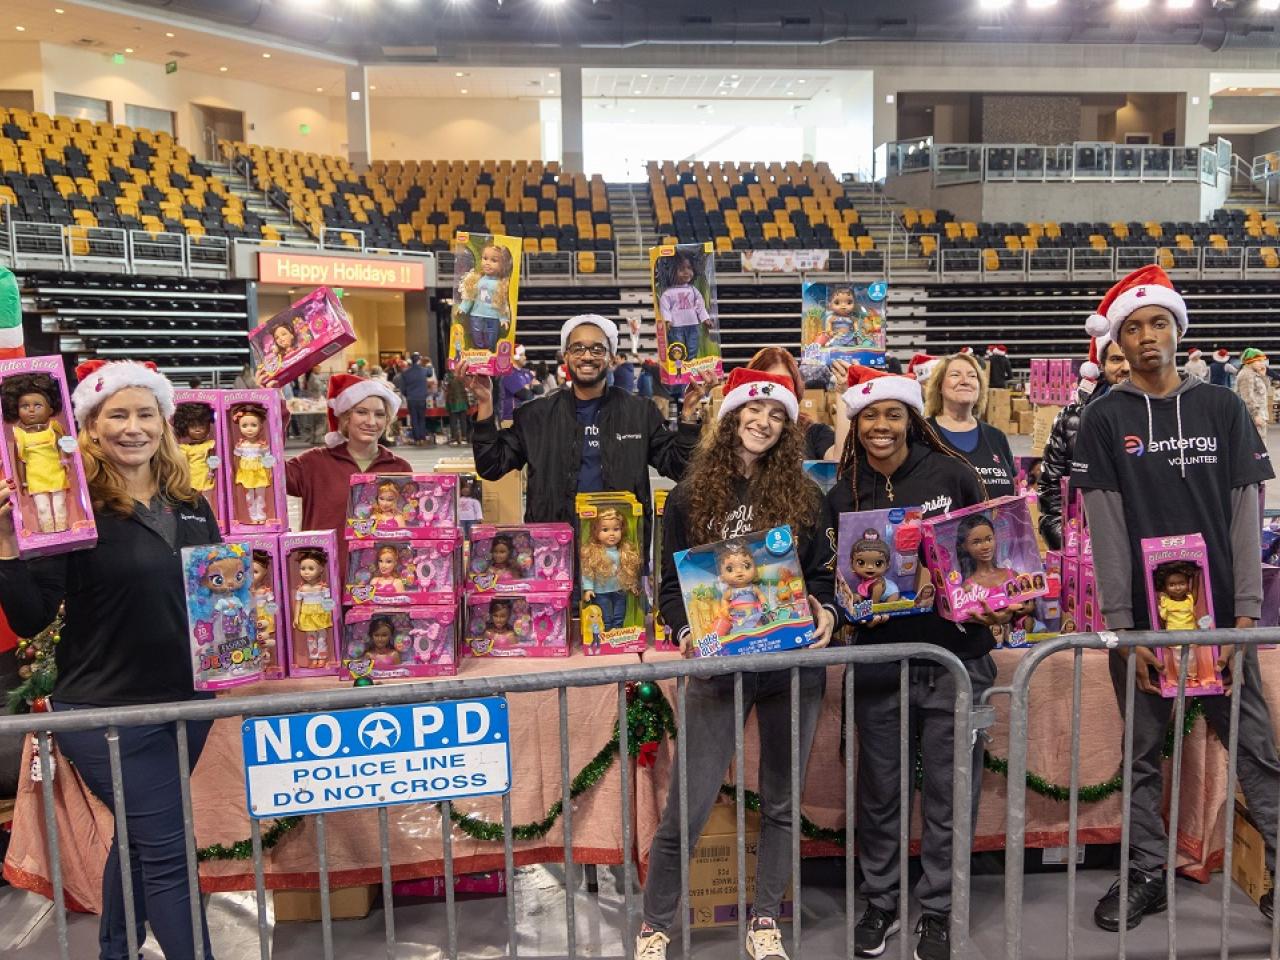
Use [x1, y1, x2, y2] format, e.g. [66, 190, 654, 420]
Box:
[346, 473, 459, 539]
[173, 389, 228, 533]
[222, 389, 288, 536]
[834, 506, 933, 623]
[1060, 554, 1079, 633]
[242, 533, 286, 680]
[0, 356, 97, 558]
[466, 523, 574, 594]
[922, 494, 1048, 622]
[345, 535, 461, 606]
[182, 542, 263, 691]
[462, 591, 570, 658]
[343, 605, 458, 679]
[249, 287, 356, 388]
[1141, 533, 1223, 698]
[281, 530, 344, 678]
[1061, 476, 1081, 558]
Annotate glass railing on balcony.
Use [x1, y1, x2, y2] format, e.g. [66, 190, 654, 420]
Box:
[936, 145, 982, 184]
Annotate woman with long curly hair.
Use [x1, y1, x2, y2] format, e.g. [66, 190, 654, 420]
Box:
[746, 346, 838, 460]
[635, 368, 836, 960]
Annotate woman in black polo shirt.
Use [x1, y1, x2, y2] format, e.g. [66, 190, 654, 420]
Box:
[925, 351, 1018, 499]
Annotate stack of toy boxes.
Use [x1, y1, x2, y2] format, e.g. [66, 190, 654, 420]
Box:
[462, 523, 574, 657]
[1059, 477, 1106, 634]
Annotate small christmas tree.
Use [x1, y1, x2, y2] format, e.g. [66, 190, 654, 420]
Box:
[7, 609, 61, 715]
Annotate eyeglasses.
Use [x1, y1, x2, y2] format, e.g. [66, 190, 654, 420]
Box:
[567, 343, 608, 358]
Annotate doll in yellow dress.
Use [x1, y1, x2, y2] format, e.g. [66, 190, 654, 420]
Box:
[2, 373, 71, 533]
[174, 401, 220, 518]
[231, 403, 272, 525]
[1155, 561, 1217, 692]
[293, 548, 335, 668]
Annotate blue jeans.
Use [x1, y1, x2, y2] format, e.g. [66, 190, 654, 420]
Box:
[669, 324, 701, 360]
[593, 590, 628, 630]
[470, 314, 500, 351]
[53, 702, 215, 960]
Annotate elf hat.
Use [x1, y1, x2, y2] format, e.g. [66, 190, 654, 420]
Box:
[1079, 335, 1112, 381]
[559, 314, 618, 356]
[324, 373, 400, 447]
[842, 364, 924, 420]
[1242, 347, 1268, 365]
[1084, 265, 1188, 346]
[72, 358, 175, 424]
[1187, 347, 1202, 360]
[717, 368, 798, 422]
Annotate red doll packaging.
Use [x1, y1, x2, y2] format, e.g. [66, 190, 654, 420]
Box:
[0, 356, 96, 558]
[343, 606, 458, 680]
[173, 389, 227, 533]
[221, 389, 288, 535]
[466, 523, 574, 594]
[462, 592, 570, 658]
[1141, 533, 1223, 698]
[344, 536, 461, 606]
[281, 530, 344, 678]
[248, 287, 356, 388]
[346, 472, 459, 539]
[243, 533, 286, 679]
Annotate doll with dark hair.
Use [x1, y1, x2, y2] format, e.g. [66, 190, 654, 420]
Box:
[849, 528, 900, 604]
[955, 513, 1017, 592]
[655, 248, 713, 364]
[715, 539, 769, 632]
[823, 286, 859, 349]
[173, 401, 218, 504]
[1, 372, 70, 532]
[265, 311, 309, 364]
[364, 615, 402, 669]
[1154, 561, 1217, 691]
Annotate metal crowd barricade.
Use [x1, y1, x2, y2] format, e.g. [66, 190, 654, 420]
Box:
[0, 642, 982, 960]
[995, 627, 1280, 960]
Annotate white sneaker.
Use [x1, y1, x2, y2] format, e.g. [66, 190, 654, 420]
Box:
[746, 917, 789, 960]
[634, 928, 670, 960]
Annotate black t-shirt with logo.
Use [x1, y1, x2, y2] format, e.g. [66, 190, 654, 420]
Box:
[1071, 380, 1273, 628]
[928, 418, 1018, 500]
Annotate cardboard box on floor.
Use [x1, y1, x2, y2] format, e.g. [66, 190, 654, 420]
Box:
[688, 803, 793, 928]
[1031, 405, 1063, 449]
[434, 456, 524, 524]
[1234, 798, 1274, 904]
[986, 388, 1012, 424]
[273, 884, 377, 922]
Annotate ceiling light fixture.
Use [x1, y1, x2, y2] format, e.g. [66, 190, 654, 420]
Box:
[1166, 0, 1193, 7]
[978, 0, 1013, 9]
[369, 84, 377, 90]
[165, 31, 175, 37]
[316, 87, 324, 92]
[219, 66, 228, 72]
[15, 25, 25, 31]
[460, 89, 468, 94]
[124, 47, 134, 53]
[1117, 0, 1150, 9]
[455, 71, 467, 77]
[262, 52, 272, 58]
[1261, 0, 1280, 10]
[54, 7, 64, 13]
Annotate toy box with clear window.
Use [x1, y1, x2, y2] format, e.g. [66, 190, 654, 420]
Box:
[466, 523, 573, 594]
[346, 473, 459, 540]
[244, 533, 286, 679]
[462, 592, 570, 658]
[181, 542, 262, 691]
[921, 494, 1049, 622]
[1029, 359, 1047, 405]
[0, 356, 96, 558]
[1060, 554, 1080, 633]
[1061, 476, 1083, 557]
[248, 287, 356, 388]
[652, 488, 677, 651]
[1079, 559, 1106, 634]
[799, 279, 887, 372]
[222, 389, 287, 535]
[802, 460, 839, 496]
[1141, 533, 1223, 698]
[577, 492, 648, 654]
[343, 606, 458, 680]
[447, 232, 523, 376]
[651, 242, 723, 386]
[282, 531, 344, 678]
[1028, 549, 1063, 640]
[345, 536, 460, 606]
[834, 506, 934, 623]
[674, 526, 816, 658]
[173, 390, 227, 533]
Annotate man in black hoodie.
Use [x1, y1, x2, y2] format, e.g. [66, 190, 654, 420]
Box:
[1072, 266, 1279, 931]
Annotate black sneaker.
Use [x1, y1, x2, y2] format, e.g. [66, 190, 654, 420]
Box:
[1262, 888, 1274, 923]
[854, 905, 900, 958]
[914, 913, 949, 960]
[1093, 869, 1167, 932]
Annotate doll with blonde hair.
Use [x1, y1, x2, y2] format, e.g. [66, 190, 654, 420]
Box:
[231, 403, 272, 525]
[580, 506, 643, 630]
[455, 242, 514, 351]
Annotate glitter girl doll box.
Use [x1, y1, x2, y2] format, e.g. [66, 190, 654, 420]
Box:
[182, 542, 262, 691]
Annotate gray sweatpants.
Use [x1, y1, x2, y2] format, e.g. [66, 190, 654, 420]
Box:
[642, 667, 827, 932]
[853, 655, 996, 917]
[1107, 647, 1280, 875]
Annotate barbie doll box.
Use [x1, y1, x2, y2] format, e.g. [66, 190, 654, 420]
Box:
[1141, 533, 1222, 697]
[466, 523, 573, 594]
[342, 605, 458, 679]
[344, 535, 461, 606]
[242, 533, 286, 679]
[281, 530, 345, 679]
[462, 591, 570, 658]
[181, 542, 263, 691]
[673, 526, 815, 658]
[248, 287, 356, 388]
[0, 355, 96, 558]
[834, 507, 934, 624]
[921, 494, 1048, 623]
[346, 473, 459, 539]
[221, 389, 288, 536]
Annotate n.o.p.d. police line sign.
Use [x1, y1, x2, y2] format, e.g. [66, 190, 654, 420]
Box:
[242, 697, 510, 818]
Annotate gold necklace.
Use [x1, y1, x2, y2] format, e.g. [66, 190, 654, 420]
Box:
[885, 476, 894, 502]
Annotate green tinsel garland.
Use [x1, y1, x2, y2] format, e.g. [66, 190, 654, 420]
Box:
[196, 816, 302, 862]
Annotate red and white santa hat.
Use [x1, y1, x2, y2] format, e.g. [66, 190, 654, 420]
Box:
[1187, 347, 1202, 360]
[324, 373, 401, 447]
[72, 358, 175, 424]
[1078, 335, 1112, 382]
[987, 344, 1007, 356]
[1084, 265, 1188, 346]
[841, 364, 924, 420]
[717, 368, 798, 422]
[905, 352, 940, 382]
[1214, 348, 1230, 362]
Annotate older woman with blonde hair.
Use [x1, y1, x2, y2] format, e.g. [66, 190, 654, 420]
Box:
[925, 350, 1017, 498]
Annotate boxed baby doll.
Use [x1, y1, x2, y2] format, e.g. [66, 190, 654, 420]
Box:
[243, 533, 286, 679]
[799, 279, 887, 371]
[447, 231, 523, 376]
[248, 287, 356, 388]
[173, 390, 227, 532]
[674, 525, 815, 658]
[222, 389, 288, 536]
[462, 592, 570, 658]
[281, 530, 344, 678]
[0, 356, 96, 558]
[576, 492, 648, 654]
[922, 494, 1049, 623]
[345, 536, 461, 606]
[1141, 533, 1222, 698]
[182, 542, 262, 691]
[834, 506, 934, 623]
[343, 605, 458, 679]
[466, 523, 573, 594]
[346, 473, 459, 539]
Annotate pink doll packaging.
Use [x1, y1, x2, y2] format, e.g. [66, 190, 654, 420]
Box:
[282, 530, 344, 678]
[248, 287, 356, 388]
[1060, 554, 1080, 633]
[1030, 549, 1063, 639]
[577, 492, 649, 655]
[1141, 533, 1223, 698]
[346, 473, 459, 539]
[1029, 359, 1047, 405]
[835, 506, 933, 623]
[0, 356, 96, 558]
[342, 605, 457, 679]
[466, 523, 574, 594]
[181, 542, 262, 691]
[462, 592, 570, 658]
[344, 536, 460, 606]
[173, 389, 227, 533]
[243, 533, 286, 679]
[222, 389, 287, 535]
[1061, 476, 1082, 557]
[922, 494, 1048, 622]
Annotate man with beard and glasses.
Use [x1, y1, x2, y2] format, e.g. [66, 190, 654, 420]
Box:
[466, 314, 709, 527]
